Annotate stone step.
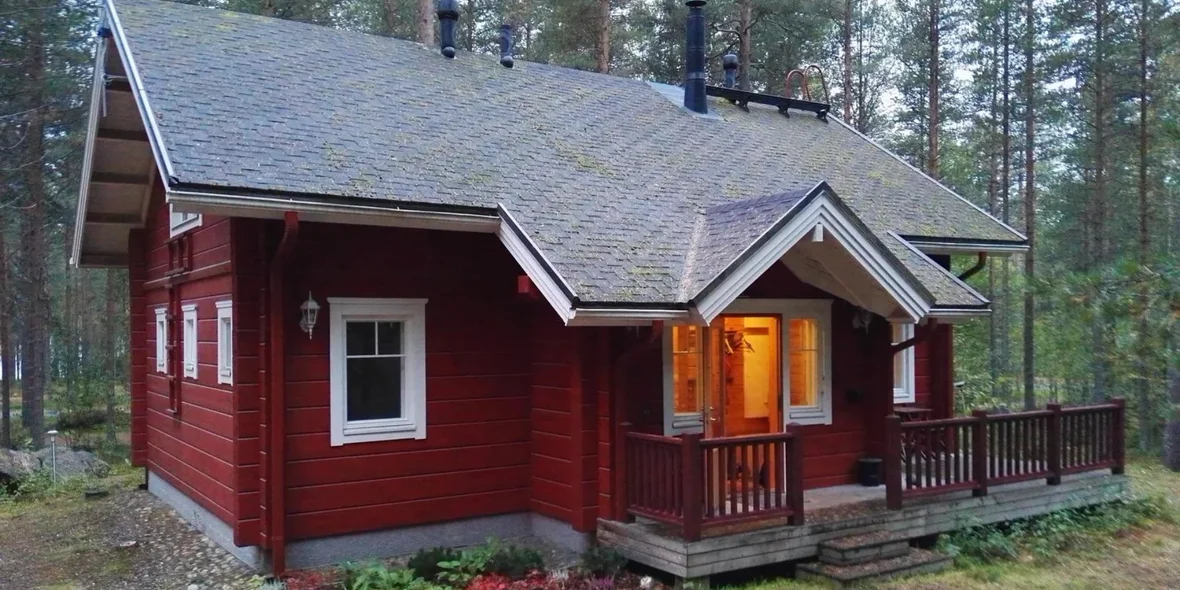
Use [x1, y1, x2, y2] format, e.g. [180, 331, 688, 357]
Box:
[817, 531, 911, 565]
[797, 548, 952, 587]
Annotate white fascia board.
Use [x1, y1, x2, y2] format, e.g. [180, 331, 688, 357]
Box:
[695, 194, 932, 323]
[904, 238, 1029, 256]
[71, 30, 108, 268]
[168, 189, 500, 233]
[828, 115, 1028, 243]
[495, 210, 576, 324]
[566, 307, 691, 327]
[926, 307, 991, 322]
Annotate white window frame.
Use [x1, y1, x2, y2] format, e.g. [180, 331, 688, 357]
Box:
[329, 297, 428, 446]
[892, 323, 916, 404]
[169, 204, 202, 237]
[662, 299, 834, 433]
[155, 307, 168, 374]
[216, 300, 233, 385]
[182, 304, 198, 380]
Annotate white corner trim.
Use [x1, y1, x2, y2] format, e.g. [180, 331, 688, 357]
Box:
[328, 297, 428, 446]
[828, 115, 1027, 243]
[71, 30, 108, 268]
[216, 300, 233, 385]
[890, 233, 990, 306]
[695, 192, 931, 324]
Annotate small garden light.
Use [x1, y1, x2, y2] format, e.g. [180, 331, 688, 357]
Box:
[299, 292, 320, 340]
[46, 429, 58, 483]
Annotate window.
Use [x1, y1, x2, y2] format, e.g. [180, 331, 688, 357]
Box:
[169, 205, 202, 237]
[892, 323, 916, 404]
[155, 307, 168, 373]
[216, 301, 233, 385]
[666, 326, 706, 432]
[329, 298, 427, 446]
[788, 319, 820, 409]
[182, 304, 197, 380]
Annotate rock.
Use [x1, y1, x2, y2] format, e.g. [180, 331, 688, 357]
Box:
[31, 447, 110, 479]
[0, 449, 37, 481]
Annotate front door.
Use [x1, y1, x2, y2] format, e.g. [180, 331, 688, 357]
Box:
[705, 314, 783, 439]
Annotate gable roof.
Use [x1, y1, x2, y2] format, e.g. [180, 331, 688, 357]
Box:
[79, 0, 1013, 321]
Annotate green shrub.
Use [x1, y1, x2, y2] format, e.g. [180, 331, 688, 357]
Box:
[437, 542, 497, 587]
[340, 562, 449, 590]
[939, 495, 1169, 564]
[408, 547, 460, 582]
[486, 544, 543, 579]
[578, 545, 627, 578]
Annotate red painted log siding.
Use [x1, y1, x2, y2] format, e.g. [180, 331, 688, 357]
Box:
[279, 224, 531, 541]
[230, 218, 265, 546]
[136, 183, 238, 528]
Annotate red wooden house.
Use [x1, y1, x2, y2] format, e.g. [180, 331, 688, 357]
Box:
[73, 0, 1127, 583]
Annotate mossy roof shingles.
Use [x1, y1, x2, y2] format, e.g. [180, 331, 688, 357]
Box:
[111, 0, 1019, 306]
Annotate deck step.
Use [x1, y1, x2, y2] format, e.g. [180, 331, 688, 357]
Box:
[797, 548, 952, 587]
[817, 532, 911, 565]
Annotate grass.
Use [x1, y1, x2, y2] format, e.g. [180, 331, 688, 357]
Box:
[720, 460, 1180, 590]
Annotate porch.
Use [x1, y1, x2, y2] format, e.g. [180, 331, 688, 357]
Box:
[598, 400, 1128, 580]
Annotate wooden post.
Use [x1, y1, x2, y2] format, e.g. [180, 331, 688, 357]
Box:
[1047, 403, 1062, 485]
[1112, 398, 1126, 475]
[681, 433, 703, 541]
[885, 415, 902, 510]
[613, 422, 633, 522]
[786, 424, 805, 525]
[972, 410, 989, 497]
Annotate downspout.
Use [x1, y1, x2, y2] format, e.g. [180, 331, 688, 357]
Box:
[957, 252, 988, 282]
[268, 212, 299, 576]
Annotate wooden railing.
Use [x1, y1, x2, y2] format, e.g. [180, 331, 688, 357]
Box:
[621, 426, 803, 541]
[887, 399, 1125, 509]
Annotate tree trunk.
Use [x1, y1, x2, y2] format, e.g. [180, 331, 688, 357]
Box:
[1166, 319, 1180, 470]
[841, 0, 853, 120]
[595, 0, 611, 73]
[21, 11, 49, 449]
[1021, 0, 1036, 410]
[464, 0, 475, 51]
[106, 271, 118, 444]
[0, 208, 9, 449]
[417, 0, 435, 45]
[1091, 0, 1109, 403]
[739, 0, 752, 91]
[1135, 0, 1152, 451]
[1000, 0, 1012, 403]
[926, 0, 940, 176]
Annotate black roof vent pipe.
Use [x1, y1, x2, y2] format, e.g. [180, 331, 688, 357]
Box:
[722, 53, 738, 89]
[499, 24, 514, 68]
[437, 0, 459, 58]
[683, 0, 708, 114]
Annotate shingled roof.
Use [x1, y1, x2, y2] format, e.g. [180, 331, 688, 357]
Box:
[82, 0, 1023, 318]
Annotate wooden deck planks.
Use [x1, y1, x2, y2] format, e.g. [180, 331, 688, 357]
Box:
[599, 471, 1128, 578]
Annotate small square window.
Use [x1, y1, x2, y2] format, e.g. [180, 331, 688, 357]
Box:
[182, 304, 197, 380]
[169, 205, 202, 237]
[892, 323, 916, 404]
[155, 307, 168, 374]
[329, 298, 428, 446]
[216, 301, 233, 385]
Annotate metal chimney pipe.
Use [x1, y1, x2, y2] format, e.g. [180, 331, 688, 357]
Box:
[499, 24, 514, 68]
[683, 0, 708, 113]
[437, 0, 459, 59]
[722, 53, 738, 89]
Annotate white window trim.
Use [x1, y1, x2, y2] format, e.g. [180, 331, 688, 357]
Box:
[216, 300, 233, 385]
[892, 323, 916, 404]
[169, 204, 202, 237]
[182, 304, 198, 380]
[155, 307, 168, 374]
[662, 299, 834, 433]
[329, 297, 428, 446]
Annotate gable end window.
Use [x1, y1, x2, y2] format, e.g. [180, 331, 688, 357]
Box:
[216, 301, 233, 385]
[892, 323, 916, 404]
[182, 304, 198, 380]
[329, 298, 427, 446]
[155, 307, 168, 374]
[169, 205, 202, 237]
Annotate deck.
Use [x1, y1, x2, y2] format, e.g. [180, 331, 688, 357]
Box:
[598, 470, 1128, 579]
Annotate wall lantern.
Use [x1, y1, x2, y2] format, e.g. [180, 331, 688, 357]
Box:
[299, 292, 320, 339]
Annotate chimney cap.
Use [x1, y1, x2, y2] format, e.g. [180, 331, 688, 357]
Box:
[437, 0, 459, 18]
[686, 0, 706, 6]
[723, 54, 738, 69]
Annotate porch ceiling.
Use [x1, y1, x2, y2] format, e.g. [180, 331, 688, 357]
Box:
[782, 237, 907, 321]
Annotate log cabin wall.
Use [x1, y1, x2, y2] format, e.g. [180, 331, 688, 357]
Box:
[135, 182, 240, 536]
[276, 224, 534, 541]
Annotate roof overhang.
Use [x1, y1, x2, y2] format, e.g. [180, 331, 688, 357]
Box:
[692, 183, 934, 325]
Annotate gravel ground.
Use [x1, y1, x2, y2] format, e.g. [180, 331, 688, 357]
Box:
[0, 482, 256, 590]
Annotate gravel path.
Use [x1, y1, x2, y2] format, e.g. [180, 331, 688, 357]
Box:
[0, 483, 256, 589]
